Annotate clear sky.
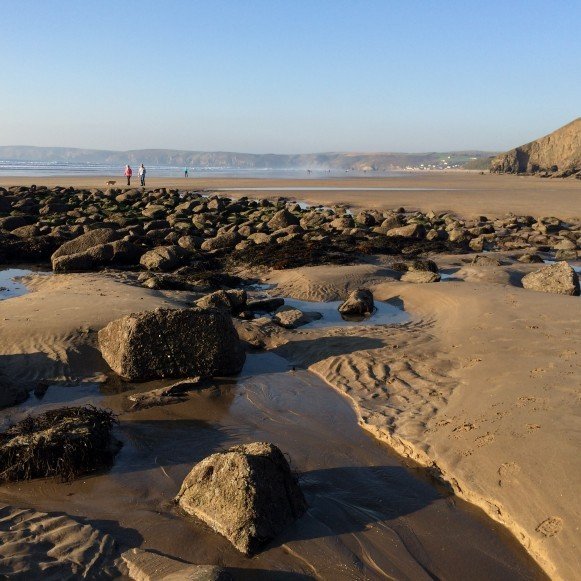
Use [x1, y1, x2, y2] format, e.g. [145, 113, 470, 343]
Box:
[1, 0, 579, 153]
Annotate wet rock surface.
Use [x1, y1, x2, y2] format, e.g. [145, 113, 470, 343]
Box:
[175, 442, 307, 555]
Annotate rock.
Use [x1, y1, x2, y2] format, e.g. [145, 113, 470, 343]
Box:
[471, 254, 503, 267]
[128, 377, 203, 410]
[10, 224, 40, 238]
[273, 306, 321, 329]
[555, 249, 578, 261]
[234, 317, 281, 349]
[385, 224, 425, 239]
[139, 245, 184, 272]
[51, 228, 120, 262]
[175, 442, 307, 555]
[267, 209, 299, 230]
[400, 270, 441, 283]
[0, 406, 118, 482]
[409, 258, 438, 273]
[0, 215, 36, 231]
[196, 289, 247, 313]
[338, 289, 374, 316]
[122, 549, 232, 581]
[200, 231, 240, 251]
[518, 253, 544, 264]
[329, 215, 355, 230]
[98, 307, 246, 381]
[109, 240, 143, 265]
[52, 243, 114, 273]
[521, 262, 580, 296]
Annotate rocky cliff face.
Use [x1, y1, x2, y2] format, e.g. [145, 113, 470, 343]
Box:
[490, 118, 581, 177]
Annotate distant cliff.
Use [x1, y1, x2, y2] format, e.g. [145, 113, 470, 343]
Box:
[490, 118, 581, 177]
[0, 146, 493, 171]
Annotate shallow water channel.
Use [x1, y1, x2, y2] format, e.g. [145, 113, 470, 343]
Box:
[0, 352, 544, 579]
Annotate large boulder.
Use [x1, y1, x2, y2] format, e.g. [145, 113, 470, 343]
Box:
[175, 442, 307, 555]
[139, 245, 184, 272]
[338, 289, 374, 316]
[51, 228, 120, 262]
[52, 243, 114, 273]
[521, 261, 580, 296]
[98, 307, 245, 381]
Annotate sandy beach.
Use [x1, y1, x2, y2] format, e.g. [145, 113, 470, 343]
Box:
[0, 180, 579, 579]
[1, 172, 580, 219]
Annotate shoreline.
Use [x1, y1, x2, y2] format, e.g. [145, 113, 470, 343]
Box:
[1, 173, 580, 219]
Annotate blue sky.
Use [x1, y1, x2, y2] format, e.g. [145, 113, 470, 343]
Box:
[1, 0, 579, 153]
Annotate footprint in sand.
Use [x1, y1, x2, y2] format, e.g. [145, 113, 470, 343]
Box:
[475, 432, 495, 447]
[498, 462, 521, 487]
[536, 517, 563, 537]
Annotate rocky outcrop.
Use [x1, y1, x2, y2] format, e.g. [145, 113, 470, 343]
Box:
[98, 307, 245, 381]
[175, 442, 307, 555]
[490, 118, 581, 176]
[521, 261, 580, 296]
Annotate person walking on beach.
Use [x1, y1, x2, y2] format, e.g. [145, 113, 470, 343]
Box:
[125, 164, 133, 186]
[184, 167, 188, 178]
[138, 163, 146, 186]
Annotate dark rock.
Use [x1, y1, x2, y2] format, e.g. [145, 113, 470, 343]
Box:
[51, 228, 120, 263]
[139, 245, 185, 272]
[98, 307, 246, 381]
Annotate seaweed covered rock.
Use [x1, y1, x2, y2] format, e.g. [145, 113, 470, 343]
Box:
[521, 261, 580, 296]
[0, 406, 118, 482]
[139, 245, 185, 272]
[175, 442, 307, 555]
[98, 307, 245, 381]
[338, 288, 374, 316]
[51, 228, 120, 263]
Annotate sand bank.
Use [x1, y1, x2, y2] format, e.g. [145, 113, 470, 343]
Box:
[270, 259, 580, 580]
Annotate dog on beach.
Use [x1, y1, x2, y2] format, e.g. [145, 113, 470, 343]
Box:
[105, 180, 116, 186]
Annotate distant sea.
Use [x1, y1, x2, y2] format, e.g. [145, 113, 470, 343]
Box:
[0, 160, 406, 179]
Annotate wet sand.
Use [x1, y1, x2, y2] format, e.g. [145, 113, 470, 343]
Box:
[0, 351, 544, 580]
[1, 172, 580, 219]
[0, 270, 550, 579]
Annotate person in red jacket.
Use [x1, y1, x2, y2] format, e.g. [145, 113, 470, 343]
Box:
[124, 164, 133, 186]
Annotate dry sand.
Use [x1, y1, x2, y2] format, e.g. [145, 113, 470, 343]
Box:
[1, 172, 580, 219]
